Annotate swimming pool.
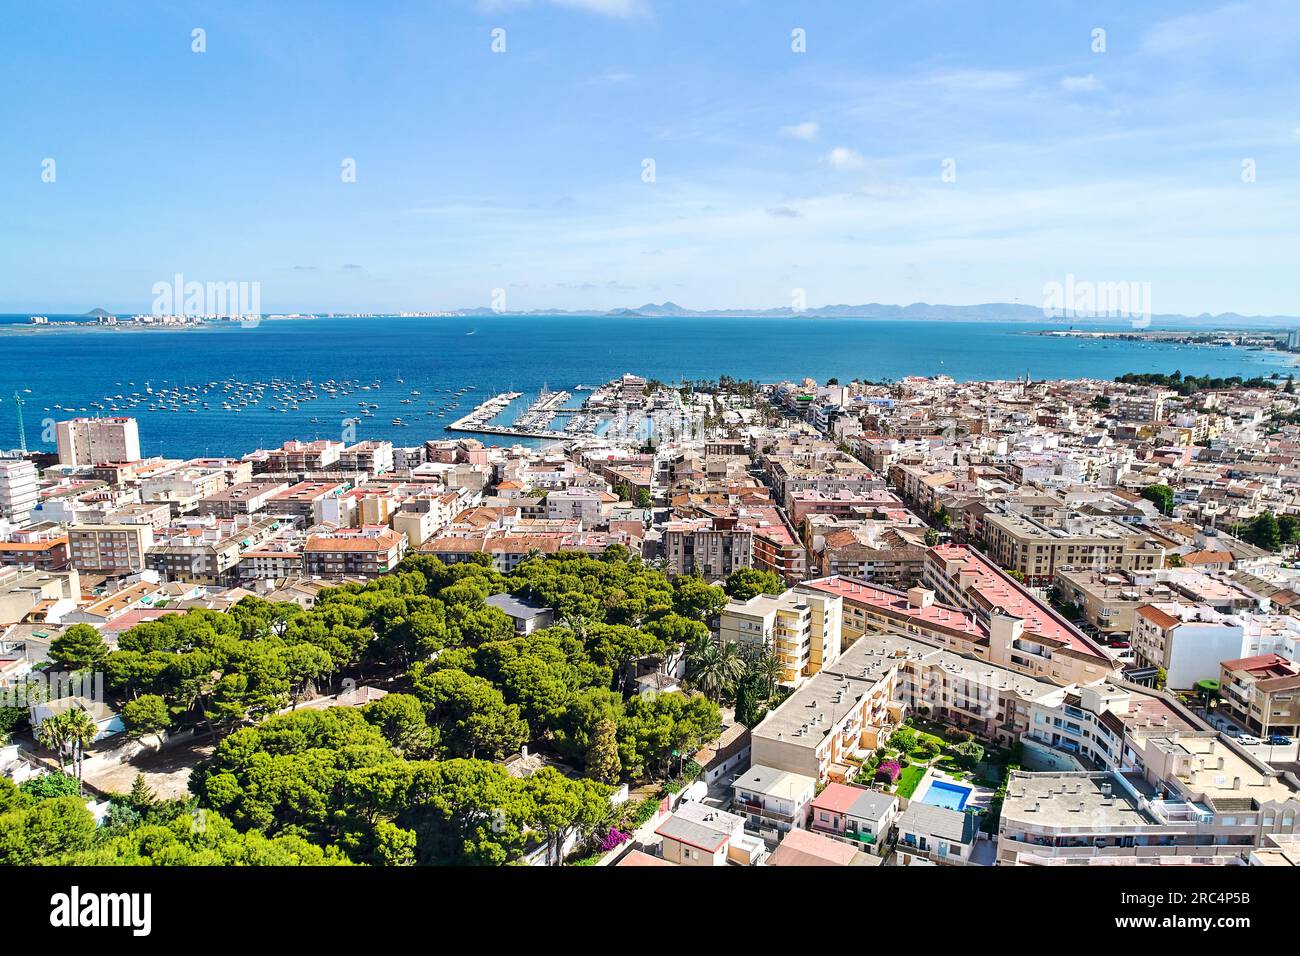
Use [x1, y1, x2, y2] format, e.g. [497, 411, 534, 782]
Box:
[921, 780, 972, 811]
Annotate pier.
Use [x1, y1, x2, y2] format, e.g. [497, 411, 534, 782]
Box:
[513, 387, 571, 430]
[446, 386, 605, 440]
[447, 390, 569, 439]
[448, 391, 522, 430]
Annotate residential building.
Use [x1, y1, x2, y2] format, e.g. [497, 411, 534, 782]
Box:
[139, 467, 231, 514]
[766, 827, 878, 866]
[55, 417, 141, 467]
[808, 782, 898, 852]
[485, 592, 555, 635]
[804, 572, 1113, 688]
[983, 512, 1164, 587]
[1132, 603, 1244, 689]
[67, 523, 154, 575]
[265, 481, 350, 523]
[196, 481, 290, 519]
[0, 459, 39, 524]
[0, 526, 70, 572]
[303, 526, 408, 579]
[691, 722, 752, 787]
[0, 567, 80, 626]
[731, 764, 817, 844]
[146, 515, 284, 586]
[1052, 568, 1174, 638]
[1219, 654, 1300, 737]
[894, 802, 981, 865]
[654, 802, 763, 866]
[997, 768, 1300, 865]
[719, 588, 842, 688]
[749, 624, 1062, 783]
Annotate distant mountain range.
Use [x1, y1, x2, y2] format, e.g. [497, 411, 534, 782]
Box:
[451, 301, 1300, 328]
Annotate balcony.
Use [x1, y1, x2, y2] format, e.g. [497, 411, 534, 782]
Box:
[735, 799, 797, 824]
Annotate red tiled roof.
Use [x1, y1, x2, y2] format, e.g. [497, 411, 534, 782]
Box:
[802, 576, 983, 636]
[929, 545, 1106, 660]
[811, 782, 866, 815]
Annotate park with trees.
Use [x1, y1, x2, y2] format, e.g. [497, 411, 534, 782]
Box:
[1, 548, 737, 865]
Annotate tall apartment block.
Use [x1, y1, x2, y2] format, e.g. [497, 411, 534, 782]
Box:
[0, 458, 39, 524]
[720, 589, 843, 688]
[56, 417, 142, 467]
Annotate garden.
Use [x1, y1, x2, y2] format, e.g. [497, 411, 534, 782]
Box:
[866, 715, 1016, 798]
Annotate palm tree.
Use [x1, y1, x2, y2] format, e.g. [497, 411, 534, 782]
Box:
[560, 612, 592, 641]
[63, 708, 100, 796]
[748, 647, 786, 698]
[687, 640, 747, 702]
[36, 711, 72, 773]
[682, 632, 714, 669]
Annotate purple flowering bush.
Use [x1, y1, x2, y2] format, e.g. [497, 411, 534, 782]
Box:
[601, 827, 631, 852]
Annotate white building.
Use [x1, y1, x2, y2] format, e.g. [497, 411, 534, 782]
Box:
[0, 459, 39, 524]
[1133, 603, 1246, 689]
[545, 487, 604, 526]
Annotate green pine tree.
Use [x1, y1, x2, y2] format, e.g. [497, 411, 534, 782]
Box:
[127, 773, 157, 811]
[585, 718, 622, 785]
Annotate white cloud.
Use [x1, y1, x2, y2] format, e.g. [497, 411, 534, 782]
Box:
[781, 121, 820, 141]
[550, 0, 651, 17]
[825, 146, 865, 169]
[1141, 2, 1249, 54]
[479, 0, 652, 17]
[1061, 73, 1102, 93]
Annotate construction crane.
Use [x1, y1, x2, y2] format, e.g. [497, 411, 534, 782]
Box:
[13, 392, 27, 454]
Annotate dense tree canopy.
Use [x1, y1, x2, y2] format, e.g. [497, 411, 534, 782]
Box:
[10, 549, 729, 866]
[724, 568, 785, 601]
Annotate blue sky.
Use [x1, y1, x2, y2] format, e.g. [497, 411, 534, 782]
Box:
[1, 0, 1298, 315]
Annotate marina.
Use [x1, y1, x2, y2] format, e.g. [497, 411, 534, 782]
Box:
[445, 379, 625, 441]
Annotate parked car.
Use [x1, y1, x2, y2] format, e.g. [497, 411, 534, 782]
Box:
[1237, 735, 1261, 745]
[1268, 735, 1294, 746]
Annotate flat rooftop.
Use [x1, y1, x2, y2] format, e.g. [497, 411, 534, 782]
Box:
[1002, 771, 1152, 830]
[751, 625, 1061, 746]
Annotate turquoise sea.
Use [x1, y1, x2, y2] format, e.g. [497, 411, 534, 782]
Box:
[1, 314, 1294, 458]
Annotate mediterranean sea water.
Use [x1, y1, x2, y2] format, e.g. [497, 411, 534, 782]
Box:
[1, 314, 1295, 458]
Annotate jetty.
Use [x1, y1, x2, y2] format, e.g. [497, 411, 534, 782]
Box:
[447, 390, 566, 439]
[446, 386, 606, 440]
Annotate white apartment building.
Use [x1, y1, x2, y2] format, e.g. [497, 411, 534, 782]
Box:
[56, 417, 141, 467]
[1132, 603, 1246, 689]
[731, 764, 817, 844]
[545, 487, 605, 526]
[0, 459, 39, 524]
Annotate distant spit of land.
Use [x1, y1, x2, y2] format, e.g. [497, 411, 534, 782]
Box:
[4, 301, 1299, 331]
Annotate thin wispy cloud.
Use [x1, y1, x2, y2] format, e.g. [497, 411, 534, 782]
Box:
[781, 121, 820, 141]
[1140, 2, 1248, 54]
[1061, 74, 1102, 93]
[478, 0, 651, 16]
[825, 146, 865, 169]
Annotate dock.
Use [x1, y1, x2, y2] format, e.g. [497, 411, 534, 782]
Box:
[448, 390, 522, 430]
[447, 390, 570, 439]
